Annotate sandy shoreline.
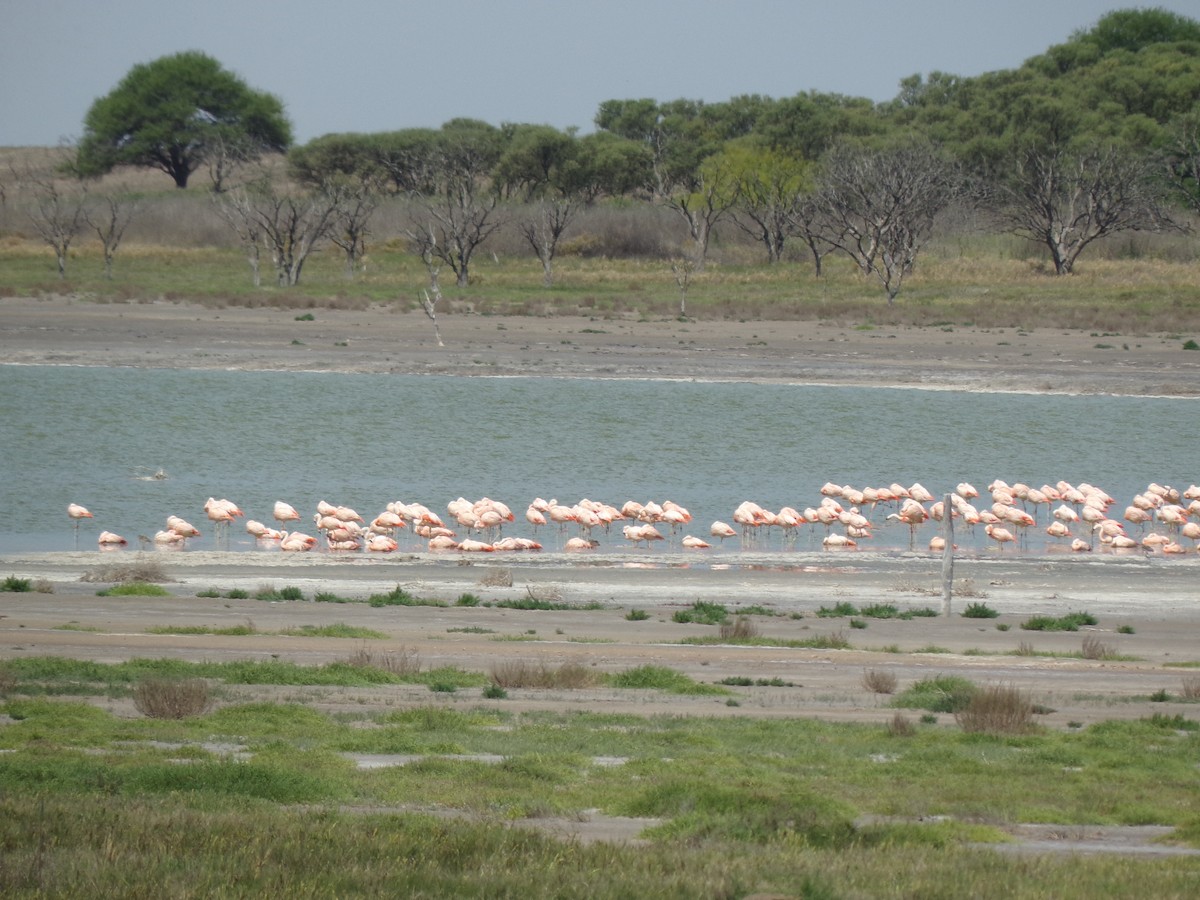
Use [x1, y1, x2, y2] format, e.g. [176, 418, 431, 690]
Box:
[4, 295, 1200, 395]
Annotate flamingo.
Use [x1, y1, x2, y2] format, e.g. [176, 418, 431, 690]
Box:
[984, 524, 1016, 551]
[681, 535, 711, 549]
[274, 501, 302, 525]
[280, 531, 317, 552]
[67, 503, 93, 548]
[564, 536, 598, 551]
[710, 521, 737, 544]
[822, 533, 856, 548]
[97, 530, 127, 548]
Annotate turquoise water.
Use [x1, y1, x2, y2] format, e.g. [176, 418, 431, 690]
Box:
[1, 365, 1195, 554]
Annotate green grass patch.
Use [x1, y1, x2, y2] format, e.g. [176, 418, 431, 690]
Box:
[671, 601, 728, 625]
[1021, 611, 1098, 632]
[680, 632, 851, 650]
[368, 586, 445, 608]
[606, 665, 728, 696]
[281, 624, 389, 639]
[97, 583, 172, 597]
[891, 675, 978, 713]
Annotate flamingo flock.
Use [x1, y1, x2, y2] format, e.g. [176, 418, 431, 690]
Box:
[64, 479, 1200, 557]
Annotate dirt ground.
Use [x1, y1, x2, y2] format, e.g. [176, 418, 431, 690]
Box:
[3, 295, 1200, 853]
[3, 293, 1200, 395]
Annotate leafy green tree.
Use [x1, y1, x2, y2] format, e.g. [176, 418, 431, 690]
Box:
[723, 142, 813, 263]
[78, 51, 292, 189]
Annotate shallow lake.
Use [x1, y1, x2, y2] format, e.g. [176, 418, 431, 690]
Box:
[1, 366, 1195, 555]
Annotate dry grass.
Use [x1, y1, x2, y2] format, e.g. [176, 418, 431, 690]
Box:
[489, 660, 597, 690]
[1081, 634, 1118, 661]
[1180, 675, 1200, 701]
[0, 663, 15, 697]
[862, 669, 899, 694]
[719, 616, 759, 641]
[886, 712, 916, 737]
[80, 557, 172, 584]
[132, 678, 213, 719]
[954, 684, 1036, 735]
[478, 568, 513, 588]
[345, 644, 421, 677]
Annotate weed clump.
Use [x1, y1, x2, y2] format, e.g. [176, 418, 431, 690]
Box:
[954, 684, 1035, 735]
[892, 675, 977, 713]
[345, 644, 421, 677]
[962, 602, 999, 619]
[81, 559, 171, 584]
[719, 616, 759, 640]
[132, 678, 213, 719]
[1021, 611, 1097, 632]
[490, 660, 595, 689]
[862, 669, 898, 694]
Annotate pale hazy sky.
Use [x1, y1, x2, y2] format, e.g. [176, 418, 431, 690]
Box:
[2, 1, 1195, 146]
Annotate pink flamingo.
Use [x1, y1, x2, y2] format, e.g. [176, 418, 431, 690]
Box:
[67, 503, 93, 548]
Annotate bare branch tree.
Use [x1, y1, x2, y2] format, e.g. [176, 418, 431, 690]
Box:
[813, 140, 959, 303]
[411, 179, 503, 287]
[327, 177, 379, 280]
[993, 142, 1169, 275]
[517, 197, 578, 287]
[212, 185, 265, 287]
[19, 164, 88, 279]
[85, 193, 139, 279]
[671, 257, 694, 318]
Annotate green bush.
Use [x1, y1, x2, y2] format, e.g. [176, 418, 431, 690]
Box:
[892, 675, 978, 713]
[671, 601, 728, 625]
[817, 601, 858, 618]
[2, 575, 33, 592]
[625, 608, 650, 621]
[1021, 611, 1097, 631]
[97, 583, 171, 597]
[962, 602, 999, 619]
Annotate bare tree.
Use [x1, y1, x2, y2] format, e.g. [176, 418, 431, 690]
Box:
[212, 186, 265, 286]
[517, 197, 578, 287]
[787, 196, 838, 277]
[993, 142, 1168, 275]
[213, 175, 341, 287]
[20, 166, 88, 279]
[813, 140, 959, 303]
[327, 177, 379, 280]
[85, 193, 139, 279]
[411, 180, 502, 287]
[671, 257, 694, 317]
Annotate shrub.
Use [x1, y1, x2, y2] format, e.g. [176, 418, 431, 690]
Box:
[1021, 611, 1097, 632]
[482, 683, 507, 699]
[1183, 339, 1199, 350]
[1117, 625, 1135, 634]
[1144, 712, 1199, 731]
[849, 618, 867, 629]
[859, 603, 899, 619]
[672, 601, 728, 625]
[962, 602, 999, 619]
[490, 660, 595, 690]
[817, 601, 858, 618]
[226, 588, 250, 599]
[428, 682, 457, 693]
[719, 616, 759, 640]
[455, 593, 482, 607]
[892, 675, 977, 713]
[1150, 688, 1172, 702]
[2, 576, 33, 592]
[887, 713, 916, 737]
[1081, 635, 1118, 660]
[278, 586, 304, 601]
[609, 665, 725, 695]
[955, 684, 1035, 735]
[862, 669, 898, 694]
[625, 608, 649, 621]
[1181, 676, 1200, 701]
[132, 678, 213, 719]
[0, 662, 15, 696]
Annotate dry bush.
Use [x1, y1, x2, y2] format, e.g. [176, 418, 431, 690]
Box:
[1181, 676, 1200, 701]
[887, 713, 916, 737]
[1015, 641, 1036, 657]
[80, 557, 172, 584]
[133, 678, 213, 719]
[955, 684, 1035, 735]
[954, 578, 987, 599]
[719, 616, 759, 641]
[490, 660, 596, 690]
[479, 568, 513, 588]
[346, 644, 421, 677]
[862, 669, 898, 694]
[1081, 634, 1118, 660]
[526, 583, 564, 603]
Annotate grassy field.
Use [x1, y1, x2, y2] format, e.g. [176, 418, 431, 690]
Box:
[1, 654, 1198, 897]
[3, 146, 1200, 335]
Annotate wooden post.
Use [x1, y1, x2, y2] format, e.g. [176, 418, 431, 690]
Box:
[941, 493, 954, 617]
